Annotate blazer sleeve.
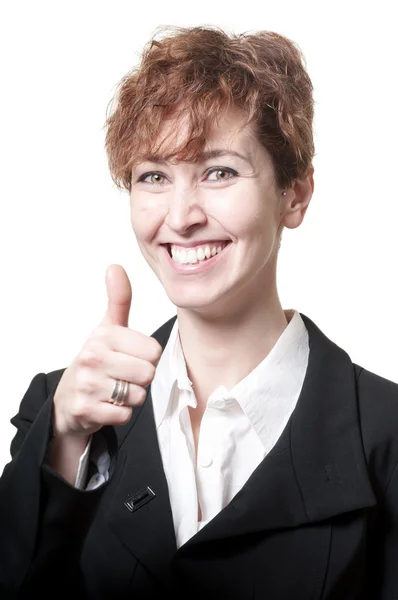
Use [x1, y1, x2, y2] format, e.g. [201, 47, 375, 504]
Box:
[0, 371, 117, 598]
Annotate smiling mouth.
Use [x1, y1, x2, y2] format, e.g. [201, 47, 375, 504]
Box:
[166, 241, 231, 265]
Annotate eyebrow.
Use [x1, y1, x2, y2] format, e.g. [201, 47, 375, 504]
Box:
[143, 149, 252, 166]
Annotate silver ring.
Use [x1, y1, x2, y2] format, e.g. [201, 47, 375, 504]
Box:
[110, 379, 129, 406]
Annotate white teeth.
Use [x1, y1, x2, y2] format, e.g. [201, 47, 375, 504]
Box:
[170, 242, 228, 265]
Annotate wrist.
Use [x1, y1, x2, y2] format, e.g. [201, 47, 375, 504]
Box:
[48, 433, 91, 486]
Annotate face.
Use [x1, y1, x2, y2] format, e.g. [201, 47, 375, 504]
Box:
[130, 107, 312, 317]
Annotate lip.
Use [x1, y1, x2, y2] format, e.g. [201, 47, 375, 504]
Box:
[165, 240, 230, 249]
[162, 242, 232, 274]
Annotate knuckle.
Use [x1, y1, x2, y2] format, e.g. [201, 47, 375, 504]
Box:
[74, 368, 98, 395]
[135, 387, 147, 404]
[129, 386, 146, 405]
[151, 341, 163, 363]
[94, 325, 110, 344]
[78, 347, 105, 369]
[118, 408, 133, 425]
[69, 396, 90, 420]
[141, 363, 155, 386]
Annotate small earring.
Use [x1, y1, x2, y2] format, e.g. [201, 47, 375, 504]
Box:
[282, 191, 287, 196]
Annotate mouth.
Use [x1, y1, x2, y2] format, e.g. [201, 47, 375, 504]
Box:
[166, 241, 231, 264]
[162, 241, 232, 273]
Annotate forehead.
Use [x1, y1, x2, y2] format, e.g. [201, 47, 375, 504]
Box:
[155, 106, 256, 157]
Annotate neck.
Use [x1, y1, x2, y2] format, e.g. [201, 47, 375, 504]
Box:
[176, 287, 290, 410]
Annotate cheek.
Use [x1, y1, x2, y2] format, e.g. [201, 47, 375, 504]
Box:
[130, 198, 168, 240]
[217, 203, 271, 239]
[205, 185, 274, 237]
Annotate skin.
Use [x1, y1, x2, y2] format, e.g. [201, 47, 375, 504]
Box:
[130, 106, 314, 447]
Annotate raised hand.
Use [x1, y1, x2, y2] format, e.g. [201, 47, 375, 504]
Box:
[52, 264, 162, 438]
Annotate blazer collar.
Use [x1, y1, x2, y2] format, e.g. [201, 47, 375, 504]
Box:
[105, 312, 376, 581]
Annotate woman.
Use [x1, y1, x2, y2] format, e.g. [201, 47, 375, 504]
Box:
[1, 24, 398, 599]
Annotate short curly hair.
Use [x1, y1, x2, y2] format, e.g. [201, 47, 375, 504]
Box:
[105, 25, 315, 193]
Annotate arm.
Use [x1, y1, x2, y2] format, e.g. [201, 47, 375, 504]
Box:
[0, 371, 116, 597]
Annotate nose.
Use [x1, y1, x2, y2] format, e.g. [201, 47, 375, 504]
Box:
[165, 188, 207, 234]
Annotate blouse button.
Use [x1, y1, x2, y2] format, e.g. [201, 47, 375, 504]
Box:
[199, 454, 213, 468]
[212, 398, 226, 409]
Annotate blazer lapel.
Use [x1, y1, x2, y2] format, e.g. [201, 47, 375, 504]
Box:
[105, 387, 177, 587]
[291, 313, 377, 520]
[179, 312, 377, 551]
[105, 316, 178, 588]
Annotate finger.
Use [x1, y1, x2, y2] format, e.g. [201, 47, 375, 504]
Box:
[105, 352, 156, 388]
[104, 329, 163, 365]
[87, 400, 134, 427]
[101, 377, 148, 407]
[101, 264, 132, 327]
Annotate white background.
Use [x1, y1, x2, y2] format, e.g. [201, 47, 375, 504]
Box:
[1, 0, 397, 471]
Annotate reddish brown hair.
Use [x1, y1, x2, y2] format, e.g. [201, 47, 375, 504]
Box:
[105, 25, 315, 192]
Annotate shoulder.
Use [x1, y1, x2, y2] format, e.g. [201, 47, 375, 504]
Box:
[13, 368, 66, 424]
[355, 364, 398, 439]
[355, 364, 398, 495]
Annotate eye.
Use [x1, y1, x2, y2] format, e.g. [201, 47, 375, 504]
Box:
[206, 167, 238, 182]
[135, 166, 238, 187]
[137, 172, 166, 186]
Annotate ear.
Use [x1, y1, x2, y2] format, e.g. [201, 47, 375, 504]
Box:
[282, 166, 314, 230]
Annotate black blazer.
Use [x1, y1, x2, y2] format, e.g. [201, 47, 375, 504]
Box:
[1, 313, 398, 599]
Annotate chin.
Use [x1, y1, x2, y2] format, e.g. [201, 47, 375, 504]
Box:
[167, 292, 215, 311]
[164, 284, 236, 318]
[163, 282, 215, 308]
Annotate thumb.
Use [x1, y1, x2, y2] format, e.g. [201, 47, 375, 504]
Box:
[101, 264, 132, 327]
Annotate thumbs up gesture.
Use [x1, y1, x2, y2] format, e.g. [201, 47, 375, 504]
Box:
[52, 265, 163, 438]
